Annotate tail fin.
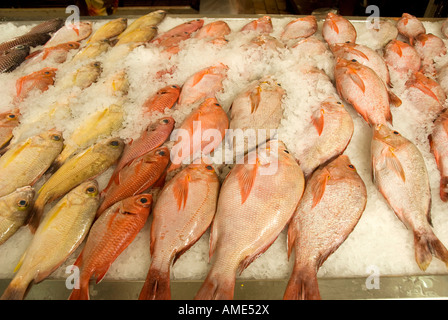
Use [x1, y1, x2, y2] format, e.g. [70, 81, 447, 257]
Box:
[0, 278, 32, 300]
[283, 266, 321, 300]
[26, 201, 45, 234]
[194, 272, 235, 300]
[138, 268, 171, 300]
[68, 277, 90, 300]
[414, 230, 448, 271]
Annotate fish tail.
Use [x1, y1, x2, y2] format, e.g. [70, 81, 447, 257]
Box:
[138, 268, 171, 300]
[26, 199, 45, 234]
[68, 277, 90, 300]
[283, 265, 321, 300]
[440, 176, 448, 202]
[414, 230, 448, 271]
[0, 277, 32, 300]
[194, 271, 235, 300]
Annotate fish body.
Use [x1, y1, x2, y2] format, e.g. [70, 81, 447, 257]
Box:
[15, 67, 57, 102]
[153, 19, 204, 44]
[0, 109, 20, 149]
[245, 34, 285, 52]
[0, 181, 99, 300]
[193, 20, 231, 42]
[45, 22, 92, 47]
[240, 16, 273, 34]
[0, 186, 34, 245]
[169, 98, 229, 172]
[26, 42, 80, 64]
[28, 137, 124, 233]
[115, 25, 158, 46]
[142, 85, 180, 114]
[194, 141, 304, 300]
[397, 13, 426, 45]
[53, 103, 124, 169]
[414, 33, 447, 76]
[405, 71, 446, 116]
[294, 98, 354, 177]
[284, 155, 367, 300]
[0, 45, 30, 73]
[177, 63, 228, 107]
[281, 15, 317, 41]
[57, 61, 102, 90]
[334, 58, 400, 126]
[70, 40, 111, 63]
[0, 129, 63, 198]
[98, 146, 169, 216]
[383, 39, 421, 75]
[322, 13, 356, 45]
[290, 36, 327, 56]
[139, 163, 219, 300]
[118, 10, 166, 40]
[429, 109, 448, 202]
[27, 18, 64, 35]
[0, 33, 50, 54]
[371, 125, 448, 271]
[69, 194, 152, 300]
[88, 18, 127, 43]
[331, 42, 391, 87]
[229, 76, 284, 159]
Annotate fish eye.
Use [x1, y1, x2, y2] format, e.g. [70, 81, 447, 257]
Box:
[140, 197, 148, 204]
[7, 114, 16, 119]
[351, 59, 357, 62]
[161, 119, 169, 124]
[17, 200, 28, 207]
[44, 71, 50, 75]
[214, 103, 220, 106]
[348, 164, 355, 169]
[94, 62, 101, 67]
[284, 150, 290, 154]
[206, 165, 213, 170]
[337, 102, 342, 105]
[346, 41, 351, 43]
[157, 150, 166, 156]
[86, 186, 97, 194]
[393, 131, 399, 135]
[110, 140, 120, 147]
[52, 134, 61, 141]
[171, 85, 178, 88]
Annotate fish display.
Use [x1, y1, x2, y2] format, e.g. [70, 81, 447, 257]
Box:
[284, 155, 367, 300]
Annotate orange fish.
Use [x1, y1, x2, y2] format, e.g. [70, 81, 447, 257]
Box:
[334, 58, 401, 126]
[194, 20, 231, 44]
[142, 85, 180, 115]
[104, 117, 175, 193]
[383, 39, 421, 75]
[281, 15, 317, 41]
[97, 146, 170, 216]
[405, 71, 446, 116]
[397, 13, 426, 45]
[25, 42, 80, 64]
[15, 67, 57, 102]
[240, 16, 273, 34]
[152, 19, 204, 46]
[0, 109, 20, 150]
[139, 163, 219, 300]
[168, 97, 229, 172]
[414, 33, 447, 76]
[178, 63, 228, 107]
[68, 194, 152, 300]
[429, 109, 448, 202]
[322, 12, 356, 45]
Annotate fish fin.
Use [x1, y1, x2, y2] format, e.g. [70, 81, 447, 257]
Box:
[350, 48, 369, 61]
[68, 277, 90, 300]
[192, 70, 206, 86]
[414, 230, 448, 271]
[0, 278, 32, 300]
[286, 225, 297, 259]
[236, 162, 259, 205]
[25, 50, 42, 60]
[388, 90, 402, 107]
[249, 87, 261, 114]
[310, 171, 330, 208]
[94, 265, 111, 284]
[138, 268, 171, 300]
[208, 220, 218, 261]
[26, 199, 45, 234]
[2, 140, 31, 167]
[327, 18, 339, 34]
[13, 249, 28, 273]
[42, 48, 51, 60]
[194, 271, 236, 300]
[407, 79, 440, 103]
[173, 173, 190, 210]
[311, 108, 325, 136]
[347, 69, 366, 93]
[390, 42, 403, 57]
[384, 147, 406, 182]
[283, 265, 321, 300]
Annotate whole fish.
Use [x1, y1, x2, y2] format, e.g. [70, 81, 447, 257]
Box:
[111, 116, 174, 179]
[70, 40, 111, 63]
[153, 19, 204, 44]
[142, 85, 180, 115]
[168, 98, 229, 172]
[294, 98, 354, 178]
[371, 125, 448, 271]
[57, 61, 102, 90]
[25, 42, 80, 64]
[52, 104, 124, 169]
[28, 137, 124, 233]
[139, 163, 220, 300]
[69, 194, 152, 300]
[118, 10, 166, 40]
[15, 67, 57, 102]
[240, 16, 273, 34]
[397, 13, 426, 45]
[228, 76, 284, 159]
[88, 18, 127, 43]
[115, 25, 158, 46]
[414, 33, 447, 76]
[157, 33, 192, 55]
[0, 186, 34, 246]
[0, 129, 63, 198]
[281, 15, 317, 41]
[245, 34, 285, 52]
[45, 22, 92, 47]
[334, 58, 401, 126]
[405, 71, 446, 116]
[0, 109, 20, 149]
[27, 18, 64, 35]
[331, 42, 391, 87]
[322, 12, 356, 45]
[0, 33, 50, 54]
[290, 36, 327, 56]
[0, 181, 99, 300]
[429, 109, 448, 202]
[383, 39, 421, 76]
[194, 140, 305, 300]
[193, 20, 231, 43]
[177, 63, 228, 107]
[98, 146, 169, 216]
[284, 155, 367, 300]
[0, 45, 30, 73]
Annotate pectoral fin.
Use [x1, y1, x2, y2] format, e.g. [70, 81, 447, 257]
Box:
[173, 173, 190, 210]
[311, 170, 330, 208]
[347, 69, 366, 93]
[311, 109, 325, 136]
[236, 162, 259, 205]
[384, 147, 406, 182]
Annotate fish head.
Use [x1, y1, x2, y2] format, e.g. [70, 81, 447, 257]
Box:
[1, 110, 20, 125]
[11, 44, 30, 55]
[373, 124, 406, 150]
[157, 84, 181, 100]
[325, 154, 359, 181]
[78, 180, 100, 199]
[186, 160, 219, 180]
[143, 146, 170, 164]
[386, 39, 407, 57]
[158, 116, 176, 128]
[121, 193, 153, 213]
[41, 129, 64, 144]
[8, 186, 35, 212]
[63, 42, 81, 50]
[102, 137, 125, 155]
